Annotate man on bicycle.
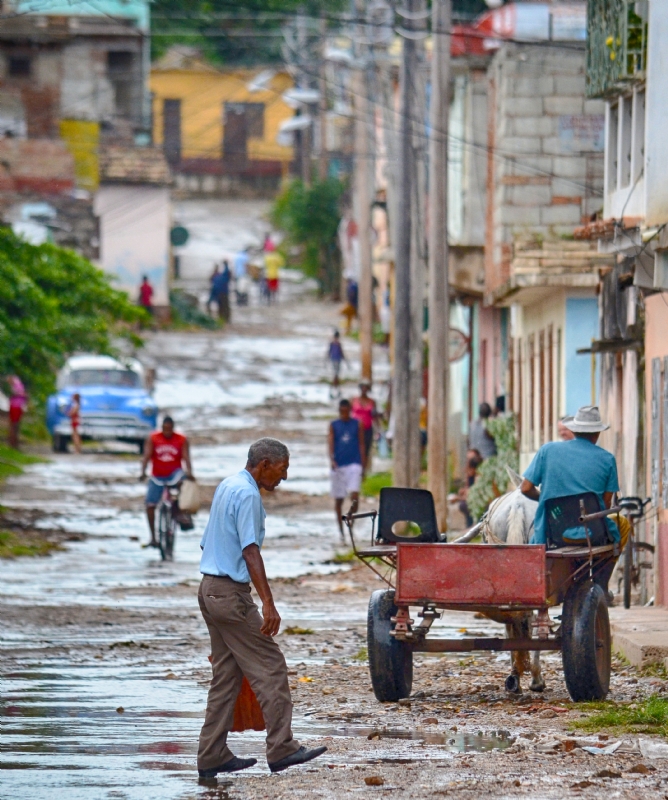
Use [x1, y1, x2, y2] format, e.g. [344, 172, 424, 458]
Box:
[140, 416, 193, 548]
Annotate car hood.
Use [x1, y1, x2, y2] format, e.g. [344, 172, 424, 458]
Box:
[51, 386, 154, 411]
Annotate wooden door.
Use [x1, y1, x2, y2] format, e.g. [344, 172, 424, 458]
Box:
[163, 99, 181, 165]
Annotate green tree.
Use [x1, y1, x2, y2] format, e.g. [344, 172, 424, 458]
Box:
[467, 414, 520, 522]
[0, 230, 145, 404]
[270, 177, 344, 294]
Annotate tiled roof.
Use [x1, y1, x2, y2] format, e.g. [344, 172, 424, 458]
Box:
[99, 145, 171, 186]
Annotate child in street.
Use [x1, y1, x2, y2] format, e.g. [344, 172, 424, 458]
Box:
[328, 398, 366, 541]
[68, 393, 82, 454]
[326, 331, 346, 398]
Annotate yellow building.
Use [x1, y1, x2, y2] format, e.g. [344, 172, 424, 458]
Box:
[150, 50, 294, 177]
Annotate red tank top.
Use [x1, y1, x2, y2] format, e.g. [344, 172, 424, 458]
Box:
[151, 431, 186, 477]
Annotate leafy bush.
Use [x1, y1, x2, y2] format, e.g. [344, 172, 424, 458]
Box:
[270, 177, 344, 294]
[467, 414, 519, 522]
[0, 229, 145, 404]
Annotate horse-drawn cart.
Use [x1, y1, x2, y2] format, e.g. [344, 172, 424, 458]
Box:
[345, 488, 648, 704]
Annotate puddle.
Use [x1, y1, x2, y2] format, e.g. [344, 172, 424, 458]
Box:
[306, 724, 512, 752]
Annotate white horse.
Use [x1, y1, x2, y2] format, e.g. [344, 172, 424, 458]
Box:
[455, 469, 544, 693]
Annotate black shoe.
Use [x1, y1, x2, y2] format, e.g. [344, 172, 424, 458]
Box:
[268, 745, 328, 773]
[198, 756, 257, 778]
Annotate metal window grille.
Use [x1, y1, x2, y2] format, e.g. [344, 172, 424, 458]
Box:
[586, 0, 648, 99]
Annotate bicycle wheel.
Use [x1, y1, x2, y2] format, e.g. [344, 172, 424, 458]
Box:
[623, 534, 633, 609]
[165, 505, 176, 561]
[157, 501, 171, 561]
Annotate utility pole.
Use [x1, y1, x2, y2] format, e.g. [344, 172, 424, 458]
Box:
[393, 0, 427, 488]
[427, 0, 451, 532]
[318, 14, 328, 182]
[354, 0, 374, 383]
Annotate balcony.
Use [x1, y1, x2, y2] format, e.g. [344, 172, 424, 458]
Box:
[487, 238, 614, 307]
[586, 0, 648, 98]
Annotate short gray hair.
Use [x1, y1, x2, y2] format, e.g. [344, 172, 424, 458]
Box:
[247, 437, 290, 468]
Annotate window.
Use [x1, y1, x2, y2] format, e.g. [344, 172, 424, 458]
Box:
[8, 56, 31, 77]
[606, 86, 646, 197]
[619, 95, 633, 188]
[107, 51, 133, 75]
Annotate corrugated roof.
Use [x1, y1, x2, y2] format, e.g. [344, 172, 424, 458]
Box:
[98, 145, 171, 186]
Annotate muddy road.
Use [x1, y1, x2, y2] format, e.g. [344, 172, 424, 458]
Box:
[2, 278, 668, 799]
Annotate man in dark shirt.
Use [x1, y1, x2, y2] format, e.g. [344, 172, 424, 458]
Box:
[328, 398, 366, 540]
[212, 261, 231, 322]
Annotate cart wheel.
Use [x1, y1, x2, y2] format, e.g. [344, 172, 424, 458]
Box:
[623, 536, 632, 610]
[367, 589, 413, 702]
[562, 581, 611, 702]
[52, 434, 69, 453]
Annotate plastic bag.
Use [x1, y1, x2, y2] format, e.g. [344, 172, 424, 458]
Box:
[179, 478, 200, 513]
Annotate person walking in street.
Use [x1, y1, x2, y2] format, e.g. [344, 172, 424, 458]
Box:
[327, 330, 346, 398]
[68, 393, 82, 454]
[264, 248, 283, 304]
[234, 248, 250, 306]
[212, 261, 232, 323]
[329, 399, 366, 541]
[351, 380, 376, 469]
[468, 401, 497, 459]
[207, 264, 220, 316]
[138, 275, 154, 315]
[7, 375, 27, 450]
[197, 437, 327, 777]
[140, 416, 193, 549]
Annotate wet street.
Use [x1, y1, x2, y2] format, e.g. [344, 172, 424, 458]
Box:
[3, 281, 668, 799]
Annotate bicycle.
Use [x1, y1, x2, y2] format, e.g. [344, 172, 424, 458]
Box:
[618, 496, 654, 609]
[154, 474, 183, 562]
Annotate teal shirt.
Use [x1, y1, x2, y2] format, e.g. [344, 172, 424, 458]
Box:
[523, 438, 620, 544]
[200, 469, 266, 582]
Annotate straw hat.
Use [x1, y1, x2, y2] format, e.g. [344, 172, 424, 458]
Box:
[562, 406, 609, 433]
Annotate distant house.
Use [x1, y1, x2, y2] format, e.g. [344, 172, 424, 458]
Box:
[94, 146, 172, 307]
[150, 49, 295, 194]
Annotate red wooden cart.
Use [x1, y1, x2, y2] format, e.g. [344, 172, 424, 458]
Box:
[345, 489, 631, 704]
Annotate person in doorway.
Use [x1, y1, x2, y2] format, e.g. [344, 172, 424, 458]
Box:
[458, 448, 483, 527]
[520, 406, 631, 595]
[140, 416, 193, 549]
[468, 402, 497, 459]
[68, 393, 82, 454]
[327, 331, 346, 398]
[197, 437, 327, 777]
[351, 380, 377, 468]
[212, 261, 232, 323]
[139, 275, 154, 314]
[329, 399, 366, 541]
[264, 249, 284, 304]
[7, 375, 27, 450]
[207, 264, 220, 315]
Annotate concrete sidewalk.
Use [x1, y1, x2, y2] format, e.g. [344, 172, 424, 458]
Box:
[610, 606, 668, 666]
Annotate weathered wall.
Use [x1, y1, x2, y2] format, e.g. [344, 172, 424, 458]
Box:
[150, 68, 294, 166]
[645, 0, 668, 227]
[94, 185, 170, 305]
[486, 43, 605, 296]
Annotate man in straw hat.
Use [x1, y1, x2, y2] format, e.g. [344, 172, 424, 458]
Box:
[520, 406, 630, 593]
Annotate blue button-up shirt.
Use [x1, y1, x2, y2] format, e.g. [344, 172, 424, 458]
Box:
[524, 437, 620, 544]
[200, 469, 266, 582]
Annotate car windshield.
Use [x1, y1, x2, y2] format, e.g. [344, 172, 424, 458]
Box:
[66, 369, 142, 388]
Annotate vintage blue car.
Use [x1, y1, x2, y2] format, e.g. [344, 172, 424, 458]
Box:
[46, 354, 158, 453]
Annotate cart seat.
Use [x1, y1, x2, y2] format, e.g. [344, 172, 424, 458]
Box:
[356, 544, 397, 558]
[546, 544, 615, 558]
[377, 487, 441, 544]
[544, 492, 613, 549]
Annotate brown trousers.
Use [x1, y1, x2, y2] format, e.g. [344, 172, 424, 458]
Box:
[197, 575, 300, 769]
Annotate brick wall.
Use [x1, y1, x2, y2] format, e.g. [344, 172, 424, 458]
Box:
[485, 43, 605, 296]
[0, 139, 75, 193]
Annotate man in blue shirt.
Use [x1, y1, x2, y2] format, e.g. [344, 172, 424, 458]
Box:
[197, 438, 327, 778]
[520, 406, 630, 591]
[329, 398, 366, 540]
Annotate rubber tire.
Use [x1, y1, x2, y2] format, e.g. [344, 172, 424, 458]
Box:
[137, 439, 145, 456]
[623, 536, 632, 609]
[52, 434, 69, 453]
[157, 503, 174, 561]
[367, 589, 413, 702]
[562, 581, 611, 702]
